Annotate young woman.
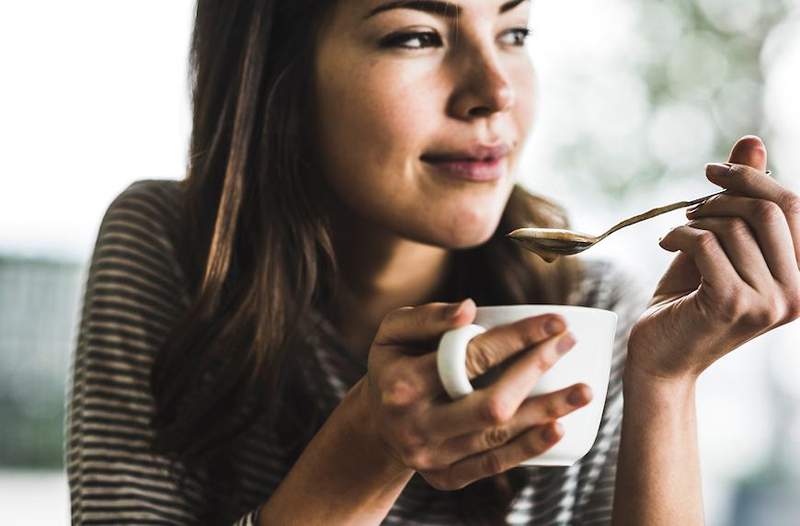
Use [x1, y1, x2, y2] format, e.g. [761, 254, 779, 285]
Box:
[66, 0, 800, 524]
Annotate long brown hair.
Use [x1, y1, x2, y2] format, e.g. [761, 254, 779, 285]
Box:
[150, 1, 583, 523]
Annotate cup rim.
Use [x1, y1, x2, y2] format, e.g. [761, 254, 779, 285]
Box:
[473, 304, 618, 318]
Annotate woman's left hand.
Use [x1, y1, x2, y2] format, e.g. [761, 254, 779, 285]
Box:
[626, 135, 800, 382]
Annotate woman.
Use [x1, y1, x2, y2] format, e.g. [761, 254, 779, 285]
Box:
[66, 0, 800, 524]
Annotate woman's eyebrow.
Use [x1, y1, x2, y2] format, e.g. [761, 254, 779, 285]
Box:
[363, 0, 529, 20]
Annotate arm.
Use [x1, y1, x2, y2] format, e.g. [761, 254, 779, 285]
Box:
[570, 261, 651, 524]
[612, 366, 702, 526]
[611, 136, 800, 525]
[258, 379, 414, 526]
[66, 181, 261, 526]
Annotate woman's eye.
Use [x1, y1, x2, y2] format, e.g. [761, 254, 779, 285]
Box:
[379, 27, 531, 50]
[500, 27, 532, 47]
[379, 31, 443, 50]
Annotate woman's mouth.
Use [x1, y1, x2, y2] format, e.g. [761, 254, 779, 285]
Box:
[420, 144, 510, 182]
[421, 156, 506, 182]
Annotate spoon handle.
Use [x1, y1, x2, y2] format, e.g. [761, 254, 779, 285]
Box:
[597, 190, 727, 241]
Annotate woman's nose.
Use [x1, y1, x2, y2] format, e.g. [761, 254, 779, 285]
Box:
[450, 51, 515, 119]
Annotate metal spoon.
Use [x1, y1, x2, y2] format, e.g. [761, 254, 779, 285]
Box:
[506, 183, 760, 263]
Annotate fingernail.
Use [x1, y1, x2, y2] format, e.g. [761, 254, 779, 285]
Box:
[706, 163, 731, 178]
[449, 298, 471, 319]
[556, 332, 575, 353]
[545, 317, 565, 336]
[568, 387, 588, 406]
[685, 203, 702, 216]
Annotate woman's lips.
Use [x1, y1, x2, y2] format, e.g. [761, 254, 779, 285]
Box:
[422, 156, 505, 182]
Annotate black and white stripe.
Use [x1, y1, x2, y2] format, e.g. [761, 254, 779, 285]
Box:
[66, 179, 648, 525]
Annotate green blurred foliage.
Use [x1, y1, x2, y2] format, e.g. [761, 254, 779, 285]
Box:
[555, 0, 790, 199]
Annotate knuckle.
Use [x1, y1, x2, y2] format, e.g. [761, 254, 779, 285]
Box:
[786, 303, 800, 322]
[694, 230, 719, 253]
[381, 372, 421, 410]
[714, 288, 747, 323]
[724, 217, 750, 238]
[483, 426, 512, 449]
[406, 449, 436, 471]
[481, 450, 505, 476]
[772, 297, 794, 325]
[520, 318, 549, 346]
[752, 200, 784, 225]
[521, 432, 546, 457]
[398, 443, 424, 468]
[741, 302, 777, 328]
[780, 192, 800, 217]
[374, 369, 395, 396]
[729, 164, 749, 177]
[545, 397, 563, 419]
[785, 292, 800, 320]
[482, 394, 514, 425]
[727, 297, 751, 323]
[534, 351, 557, 373]
[380, 307, 406, 328]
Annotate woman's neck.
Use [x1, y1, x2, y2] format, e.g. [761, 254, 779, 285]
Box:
[327, 215, 452, 362]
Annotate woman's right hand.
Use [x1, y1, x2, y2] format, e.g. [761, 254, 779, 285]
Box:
[362, 298, 592, 491]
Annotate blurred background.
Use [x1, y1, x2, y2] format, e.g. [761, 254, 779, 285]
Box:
[1, 0, 798, 524]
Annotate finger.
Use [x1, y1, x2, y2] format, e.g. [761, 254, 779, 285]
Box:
[659, 224, 743, 292]
[687, 194, 799, 286]
[685, 217, 772, 291]
[428, 384, 591, 466]
[464, 313, 568, 378]
[728, 135, 767, 172]
[374, 299, 477, 349]
[704, 163, 800, 266]
[423, 330, 576, 438]
[422, 421, 564, 490]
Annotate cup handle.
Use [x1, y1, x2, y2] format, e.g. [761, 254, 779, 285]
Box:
[437, 324, 487, 400]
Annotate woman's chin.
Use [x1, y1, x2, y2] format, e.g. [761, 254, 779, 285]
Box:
[432, 217, 502, 249]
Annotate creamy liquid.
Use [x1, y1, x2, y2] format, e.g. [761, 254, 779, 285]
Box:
[507, 228, 595, 263]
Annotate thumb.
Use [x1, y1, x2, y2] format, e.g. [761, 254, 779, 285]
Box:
[727, 135, 768, 172]
[373, 299, 477, 349]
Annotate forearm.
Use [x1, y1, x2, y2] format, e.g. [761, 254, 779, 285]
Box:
[258, 378, 414, 526]
[612, 361, 703, 526]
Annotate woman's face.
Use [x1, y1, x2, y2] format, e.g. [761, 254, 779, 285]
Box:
[313, 0, 535, 248]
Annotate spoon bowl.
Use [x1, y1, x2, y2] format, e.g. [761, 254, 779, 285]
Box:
[506, 228, 597, 262]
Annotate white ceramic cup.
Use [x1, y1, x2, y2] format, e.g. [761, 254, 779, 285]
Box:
[436, 305, 618, 466]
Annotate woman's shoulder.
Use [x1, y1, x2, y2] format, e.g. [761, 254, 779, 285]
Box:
[103, 178, 184, 228]
[97, 178, 184, 249]
[89, 178, 189, 306]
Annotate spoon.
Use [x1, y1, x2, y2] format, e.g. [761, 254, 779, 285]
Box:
[506, 184, 758, 263]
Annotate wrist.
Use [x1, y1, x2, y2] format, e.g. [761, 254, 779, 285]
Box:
[259, 377, 413, 525]
[623, 355, 697, 403]
[343, 378, 414, 481]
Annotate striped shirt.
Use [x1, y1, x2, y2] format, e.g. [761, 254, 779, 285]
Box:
[66, 179, 649, 525]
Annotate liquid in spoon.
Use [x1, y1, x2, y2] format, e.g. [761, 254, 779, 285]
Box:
[506, 228, 596, 263]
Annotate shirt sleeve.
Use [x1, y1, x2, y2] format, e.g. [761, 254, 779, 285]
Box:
[571, 261, 651, 525]
[65, 180, 263, 525]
